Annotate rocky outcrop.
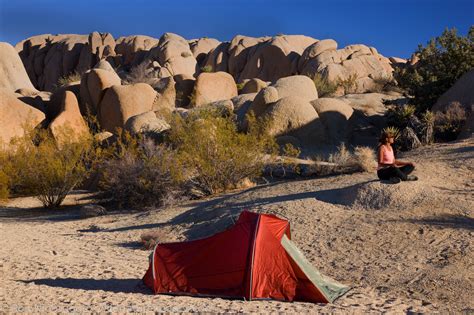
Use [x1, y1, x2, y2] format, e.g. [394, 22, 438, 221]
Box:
[240, 78, 268, 94]
[193, 71, 238, 107]
[299, 41, 393, 94]
[432, 69, 474, 113]
[48, 91, 89, 144]
[202, 42, 230, 73]
[144, 33, 197, 79]
[124, 111, 170, 135]
[189, 37, 220, 65]
[0, 89, 45, 146]
[0, 42, 37, 92]
[79, 61, 121, 114]
[115, 35, 159, 68]
[98, 83, 156, 133]
[311, 98, 354, 144]
[15, 32, 116, 91]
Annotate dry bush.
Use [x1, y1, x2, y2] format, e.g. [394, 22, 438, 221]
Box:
[0, 169, 9, 200]
[166, 109, 275, 196]
[2, 128, 95, 208]
[140, 230, 169, 250]
[354, 146, 376, 172]
[312, 73, 338, 97]
[370, 75, 401, 93]
[434, 102, 467, 141]
[57, 72, 82, 87]
[123, 62, 156, 85]
[421, 110, 435, 144]
[99, 134, 184, 209]
[336, 74, 358, 94]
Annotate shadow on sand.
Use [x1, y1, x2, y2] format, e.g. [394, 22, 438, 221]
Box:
[392, 214, 474, 231]
[19, 278, 149, 294]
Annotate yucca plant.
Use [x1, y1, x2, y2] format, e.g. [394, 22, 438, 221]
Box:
[382, 126, 401, 140]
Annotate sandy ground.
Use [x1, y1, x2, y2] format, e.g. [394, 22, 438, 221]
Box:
[1, 139, 473, 314]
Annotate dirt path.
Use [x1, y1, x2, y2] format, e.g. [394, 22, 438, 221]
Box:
[1, 139, 472, 313]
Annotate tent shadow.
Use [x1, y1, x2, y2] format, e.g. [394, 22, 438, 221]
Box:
[19, 278, 149, 294]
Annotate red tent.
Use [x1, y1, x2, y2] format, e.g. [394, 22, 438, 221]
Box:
[143, 211, 349, 303]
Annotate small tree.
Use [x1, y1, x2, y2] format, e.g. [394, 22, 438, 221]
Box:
[3, 128, 95, 208]
[395, 26, 474, 111]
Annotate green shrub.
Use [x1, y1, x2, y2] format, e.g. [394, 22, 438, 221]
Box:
[236, 82, 245, 91]
[394, 26, 474, 111]
[166, 110, 275, 195]
[386, 104, 416, 129]
[421, 110, 435, 144]
[2, 128, 95, 208]
[200, 65, 213, 73]
[312, 73, 338, 97]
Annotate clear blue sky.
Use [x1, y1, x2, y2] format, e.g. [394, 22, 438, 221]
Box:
[0, 0, 472, 58]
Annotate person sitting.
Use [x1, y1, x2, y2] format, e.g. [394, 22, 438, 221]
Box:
[377, 128, 418, 183]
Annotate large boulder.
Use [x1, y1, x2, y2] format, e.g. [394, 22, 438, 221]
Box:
[202, 42, 230, 73]
[240, 78, 268, 94]
[151, 76, 176, 111]
[189, 37, 221, 65]
[98, 83, 157, 133]
[0, 89, 45, 146]
[227, 35, 269, 80]
[299, 41, 394, 95]
[124, 111, 170, 135]
[272, 75, 318, 101]
[115, 35, 160, 67]
[15, 33, 116, 91]
[262, 95, 325, 144]
[193, 71, 238, 107]
[80, 63, 121, 114]
[311, 98, 354, 144]
[144, 33, 197, 78]
[0, 42, 37, 92]
[48, 81, 81, 119]
[48, 91, 90, 144]
[238, 35, 317, 83]
[432, 69, 474, 113]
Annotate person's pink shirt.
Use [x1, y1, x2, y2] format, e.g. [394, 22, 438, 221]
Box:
[378, 145, 395, 169]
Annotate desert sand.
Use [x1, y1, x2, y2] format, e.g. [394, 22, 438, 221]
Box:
[1, 139, 473, 314]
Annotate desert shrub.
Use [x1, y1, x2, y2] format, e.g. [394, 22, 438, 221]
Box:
[370, 75, 401, 93]
[421, 110, 435, 144]
[2, 128, 95, 208]
[312, 73, 338, 97]
[124, 62, 156, 85]
[57, 72, 82, 87]
[434, 102, 467, 141]
[236, 82, 245, 91]
[386, 104, 417, 129]
[337, 74, 358, 94]
[354, 146, 376, 172]
[0, 169, 9, 200]
[166, 109, 275, 195]
[394, 26, 474, 112]
[99, 134, 184, 208]
[140, 230, 169, 250]
[328, 143, 352, 166]
[200, 65, 213, 73]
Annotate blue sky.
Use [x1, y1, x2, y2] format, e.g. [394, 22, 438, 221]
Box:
[0, 0, 472, 58]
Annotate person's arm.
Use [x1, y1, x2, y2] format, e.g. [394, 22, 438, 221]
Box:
[394, 160, 415, 167]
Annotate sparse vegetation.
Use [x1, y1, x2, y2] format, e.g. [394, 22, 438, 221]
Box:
[99, 133, 184, 209]
[1, 128, 95, 208]
[394, 26, 474, 112]
[354, 146, 376, 172]
[336, 74, 358, 94]
[434, 102, 467, 141]
[386, 105, 417, 129]
[312, 73, 338, 97]
[124, 62, 156, 85]
[236, 82, 245, 91]
[166, 109, 275, 196]
[0, 169, 9, 200]
[57, 72, 82, 87]
[200, 65, 213, 73]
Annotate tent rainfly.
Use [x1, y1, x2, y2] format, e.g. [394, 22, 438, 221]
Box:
[143, 210, 350, 303]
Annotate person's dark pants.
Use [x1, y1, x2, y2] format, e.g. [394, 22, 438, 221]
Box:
[377, 165, 414, 181]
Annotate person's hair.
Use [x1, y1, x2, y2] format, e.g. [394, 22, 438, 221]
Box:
[379, 132, 390, 145]
[378, 127, 400, 146]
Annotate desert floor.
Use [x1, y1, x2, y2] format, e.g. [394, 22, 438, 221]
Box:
[1, 139, 473, 314]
